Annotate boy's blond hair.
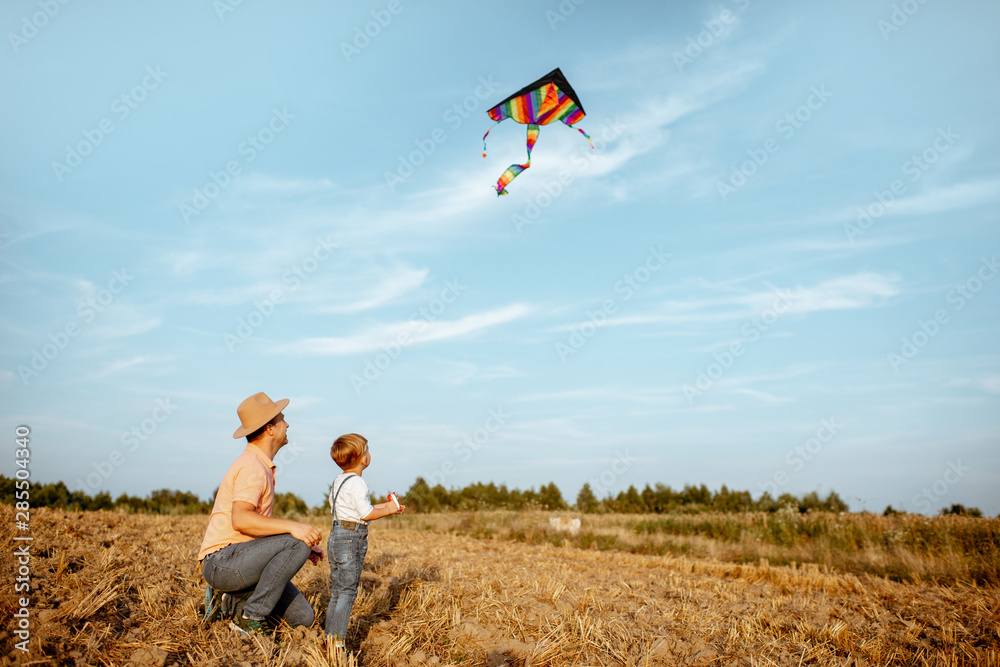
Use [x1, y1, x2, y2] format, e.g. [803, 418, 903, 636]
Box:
[331, 433, 368, 469]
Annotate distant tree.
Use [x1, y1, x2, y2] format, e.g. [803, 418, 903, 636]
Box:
[940, 504, 983, 518]
[714, 485, 754, 513]
[274, 492, 308, 517]
[640, 484, 657, 512]
[756, 492, 778, 513]
[496, 484, 512, 509]
[799, 491, 825, 513]
[114, 493, 149, 513]
[508, 488, 527, 510]
[775, 493, 799, 512]
[576, 483, 598, 513]
[604, 491, 623, 514]
[624, 485, 647, 513]
[402, 477, 438, 513]
[883, 505, 901, 516]
[680, 483, 711, 506]
[91, 491, 114, 511]
[148, 488, 208, 514]
[539, 482, 567, 510]
[823, 491, 849, 513]
[34, 481, 76, 509]
[651, 484, 678, 513]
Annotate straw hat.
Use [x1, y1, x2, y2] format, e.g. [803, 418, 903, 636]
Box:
[233, 392, 289, 439]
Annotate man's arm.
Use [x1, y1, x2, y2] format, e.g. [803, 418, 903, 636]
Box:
[231, 501, 321, 546]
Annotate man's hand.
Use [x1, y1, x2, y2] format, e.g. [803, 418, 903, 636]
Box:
[289, 522, 322, 548]
[308, 546, 324, 566]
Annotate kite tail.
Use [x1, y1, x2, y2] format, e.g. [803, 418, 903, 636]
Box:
[495, 124, 539, 196]
[482, 121, 500, 158]
[576, 126, 594, 148]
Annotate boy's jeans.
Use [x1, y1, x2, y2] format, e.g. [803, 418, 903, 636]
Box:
[325, 521, 368, 639]
[202, 533, 314, 626]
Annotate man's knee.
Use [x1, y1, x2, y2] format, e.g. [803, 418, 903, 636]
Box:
[288, 536, 311, 563]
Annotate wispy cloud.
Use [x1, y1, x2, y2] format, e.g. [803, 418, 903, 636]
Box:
[785, 272, 900, 312]
[97, 355, 170, 377]
[91, 315, 164, 341]
[315, 266, 428, 314]
[802, 176, 1000, 228]
[727, 387, 794, 405]
[554, 272, 900, 331]
[232, 174, 338, 198]
[275, 303, 533, 356]
[888, 178, 1000, 217]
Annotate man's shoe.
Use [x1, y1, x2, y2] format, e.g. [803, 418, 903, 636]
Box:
[202, 587, 225, 627]
[230, 613, 271, 638]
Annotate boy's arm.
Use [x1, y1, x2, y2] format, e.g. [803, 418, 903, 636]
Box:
[362, 501, 405, 521]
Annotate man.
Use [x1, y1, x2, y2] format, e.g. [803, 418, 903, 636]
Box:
[198, 392, 323, 636]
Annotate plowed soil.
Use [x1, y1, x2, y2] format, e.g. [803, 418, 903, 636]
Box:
[2, 507, 998, 666]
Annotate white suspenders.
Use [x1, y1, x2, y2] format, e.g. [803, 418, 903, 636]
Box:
[329, 473, 359, 520]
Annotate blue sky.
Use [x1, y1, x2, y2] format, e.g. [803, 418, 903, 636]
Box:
[2, 0, 998, 516]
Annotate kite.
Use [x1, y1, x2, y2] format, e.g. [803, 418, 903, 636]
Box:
[482, 67, 593, 196]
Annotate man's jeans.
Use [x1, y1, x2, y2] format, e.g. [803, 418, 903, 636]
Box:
[325, 521, 368, 639]
[202, 533, 314, 626]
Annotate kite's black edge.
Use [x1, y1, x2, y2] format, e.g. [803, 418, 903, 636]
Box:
[488, 67, 586, 117]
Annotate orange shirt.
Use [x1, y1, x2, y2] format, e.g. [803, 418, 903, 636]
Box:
[197, 444, 276, 561]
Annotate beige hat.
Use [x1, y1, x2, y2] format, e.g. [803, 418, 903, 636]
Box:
[233, 392, 289, 439]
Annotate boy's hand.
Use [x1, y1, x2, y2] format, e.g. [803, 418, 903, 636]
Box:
[308, 547, 324, 566]
[388, 492, 404, 514]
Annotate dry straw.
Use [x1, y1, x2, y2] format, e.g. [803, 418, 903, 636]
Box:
[1, 505, 997, 666]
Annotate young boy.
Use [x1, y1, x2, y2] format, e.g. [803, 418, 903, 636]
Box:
[325, 433, 405, 648]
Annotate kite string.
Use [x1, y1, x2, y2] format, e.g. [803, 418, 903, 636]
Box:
[482, 121, 500, 158]
[400, 387, 465, 506]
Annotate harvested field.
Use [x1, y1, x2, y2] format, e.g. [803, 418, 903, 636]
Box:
[2, 506, 998, 666]
[385, 510, 1000, 587]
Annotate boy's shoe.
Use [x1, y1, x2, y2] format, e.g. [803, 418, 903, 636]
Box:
[202, 586, 226, 626]
[230, 613, 272, 638]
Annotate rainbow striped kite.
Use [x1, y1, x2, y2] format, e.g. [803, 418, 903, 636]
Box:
[482, 68, 592, 196]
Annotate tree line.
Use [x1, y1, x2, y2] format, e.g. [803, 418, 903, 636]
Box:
[2, 475, 984, 517]
[402, 478, 852, 514]
[0, 476, 307, 516]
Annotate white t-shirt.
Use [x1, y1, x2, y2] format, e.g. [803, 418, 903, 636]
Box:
[329, 473, 374, 523]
